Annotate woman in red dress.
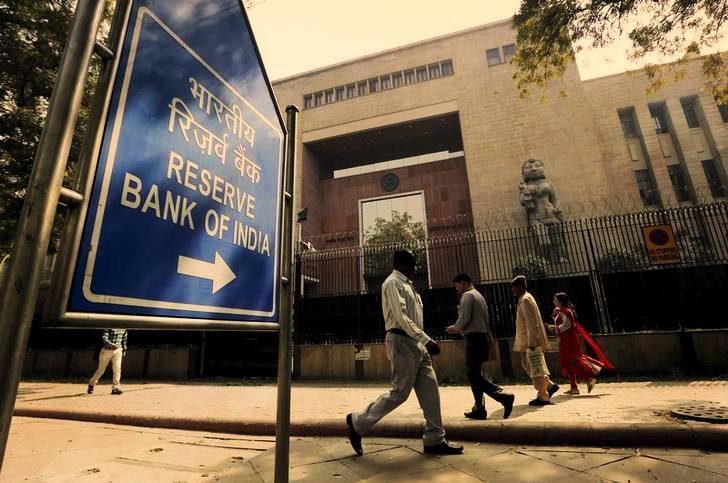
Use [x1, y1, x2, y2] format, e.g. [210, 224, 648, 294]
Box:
[547, 292, 614, 395]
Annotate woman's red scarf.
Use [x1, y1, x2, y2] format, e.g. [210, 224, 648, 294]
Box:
[574, 319, 615, 371]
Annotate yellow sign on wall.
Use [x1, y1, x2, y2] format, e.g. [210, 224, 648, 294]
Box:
[642, 225, 681, 265]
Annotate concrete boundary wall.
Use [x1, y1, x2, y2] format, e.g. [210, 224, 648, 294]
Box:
[297, 330, 728, 381]
[22, 347, 200, 380]
[20, 330, 727, 380]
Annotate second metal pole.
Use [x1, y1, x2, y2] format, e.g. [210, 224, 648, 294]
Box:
[274, 105, 299, 483]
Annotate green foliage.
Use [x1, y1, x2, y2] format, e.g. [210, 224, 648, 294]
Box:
[363, 211, 427, 279]
[597, 247, 642, 271]
[0, 1, 109, 257]
[364, 211, 426, 246]
[512, 254, 549, 278]
[512, 0, 728, 100]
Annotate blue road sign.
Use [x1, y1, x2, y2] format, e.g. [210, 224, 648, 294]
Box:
[67, 0, 285, 322]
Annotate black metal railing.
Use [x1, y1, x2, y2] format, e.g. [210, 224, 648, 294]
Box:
[295, 203, 728, 344]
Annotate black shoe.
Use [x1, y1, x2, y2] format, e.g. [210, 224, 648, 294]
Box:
[464, 408, 487, 420]
[87, 385, 94, 395]
[528, 398, 551, 406]
[424, 441, 464, 455]
[346, 413, 363, 456]
[111, 388, 123, 395]
[548, 384, 560, 398]
[501, 393, 515, 419]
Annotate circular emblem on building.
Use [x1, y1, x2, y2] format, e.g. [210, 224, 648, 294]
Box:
[649, 228, 670, 246]
[380, 173, 399, 192]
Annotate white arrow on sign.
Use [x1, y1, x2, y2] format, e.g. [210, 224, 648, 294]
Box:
[177, 252, 236, 294]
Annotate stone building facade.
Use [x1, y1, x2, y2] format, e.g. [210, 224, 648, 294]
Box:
[272, 18, 728, 250]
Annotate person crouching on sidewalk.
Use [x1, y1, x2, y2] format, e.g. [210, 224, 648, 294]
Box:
[511, 276, 559, 406]
[446, 273, 514, 420]
[546, 292, 614, 395]
[87, 329, 127, 395]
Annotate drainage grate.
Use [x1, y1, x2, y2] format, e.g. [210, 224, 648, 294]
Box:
[671, 403, 728, 424]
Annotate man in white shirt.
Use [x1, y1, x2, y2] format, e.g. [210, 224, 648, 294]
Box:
[346, 250, 463, 456]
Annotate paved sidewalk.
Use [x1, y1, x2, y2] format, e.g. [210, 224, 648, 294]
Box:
[3, 417, 728, 482]
[15, 379, 728, 425]
[13, 380, 728, 449]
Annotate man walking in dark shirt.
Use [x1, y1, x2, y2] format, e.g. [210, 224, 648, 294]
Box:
[447, 273, 514, 420]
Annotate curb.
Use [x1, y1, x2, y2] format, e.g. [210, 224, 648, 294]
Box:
[14, 407, 728, 450]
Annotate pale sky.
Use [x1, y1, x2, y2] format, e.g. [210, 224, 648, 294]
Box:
[246, 0, 728, 81]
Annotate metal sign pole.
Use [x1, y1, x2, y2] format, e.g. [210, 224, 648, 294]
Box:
[0, 0, 106, 471]
[274, 105, 299, 483]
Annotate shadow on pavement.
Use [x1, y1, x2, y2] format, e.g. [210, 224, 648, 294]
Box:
[19, 386, 163, 402]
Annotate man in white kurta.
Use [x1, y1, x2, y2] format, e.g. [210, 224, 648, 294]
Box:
[346, 250, 463, 456]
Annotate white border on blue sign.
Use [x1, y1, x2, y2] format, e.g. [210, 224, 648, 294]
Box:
[82, 6, 284, 318]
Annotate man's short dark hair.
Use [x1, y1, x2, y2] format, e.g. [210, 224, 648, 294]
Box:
[510, 275, 527, 288]
[393, 249, 416, 267]
[453, 273, 472, 284]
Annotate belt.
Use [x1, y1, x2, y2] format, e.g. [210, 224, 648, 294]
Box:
[387, 328, 413, 339]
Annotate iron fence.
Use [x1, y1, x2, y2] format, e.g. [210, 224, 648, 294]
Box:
[295, 202, 728, 344]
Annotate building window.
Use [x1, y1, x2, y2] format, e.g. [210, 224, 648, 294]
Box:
[416, 66, 428, 82]
[428, 63, 441, 79]
[502, 43, 516, 62]
[369, 78, 379, 93]
[404, 69, 415, 84]
[634, 169, 658, 206]
[681, 98, 700, 128]
[392, 72, 403, 87]
[649, 103, 670, 134]
[667, 164, 691, 202]
[304, 58, 452, 107]
[441, 60, 453, 76]
[486, 47, 502, 66]
[702, 159, 726, 198]
[618, 108, 639, 139]
[716, 97, 728, 123]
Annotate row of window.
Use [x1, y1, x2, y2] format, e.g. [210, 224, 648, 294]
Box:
[302, 59, 454, 109]
[302, 41, 518, 109]
[635, 160, 725, 205]
[621, 98, 727, 205]
[486, 44, 516, 67]
[634, 160, 724, 207]
[719, 101, 728, 123]
[620, 97, 728, 139]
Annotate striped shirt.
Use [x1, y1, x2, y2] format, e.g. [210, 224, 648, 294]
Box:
[102, 329, 128, 351]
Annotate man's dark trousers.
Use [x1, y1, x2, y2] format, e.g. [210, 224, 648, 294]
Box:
[464, 332, 505, 409]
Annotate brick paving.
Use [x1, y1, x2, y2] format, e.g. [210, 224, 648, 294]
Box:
[3, 417, 728, 482]
[14, 379, 728, 426]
